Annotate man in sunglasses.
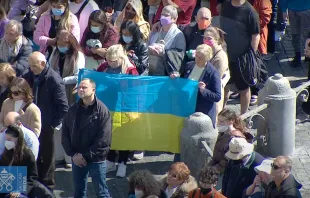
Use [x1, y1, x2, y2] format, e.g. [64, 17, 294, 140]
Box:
[264, 156, 302, 198]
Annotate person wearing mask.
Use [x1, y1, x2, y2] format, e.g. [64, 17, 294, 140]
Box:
[62, 78, 112, 197]
[204, 26, 229, 121]
[23, 51, 68, 190]
[182, 44, 221, 127]
[0, 125, 38, 198]
[210, 109, 252, 190]
[81, 10, 119, 69]
[69, 0, 99, 37]
[0, 6, 8, 39]
[33, 0, 80, 57]
[119, 20, 149, 75]
[0, 20, 33, 77]
[148, 5, 186, 76]
[183, 7, 212, 68]
[153, 0, 197, 30]
[0, 77, 41, 136]
[128, 170, 167, 198]
[0, 111, 39, 160]
[0, 63, 16, 111]
[243, 159, 273, 198]
[220, 0, 260, 115]
[222, 137, 264, 198]
[188, 166, 226, 198]
[115, 0, 151, 41]
[280, 0, 310, 67]
[159, 162, 197, 198]
[265, 156, 302, 198]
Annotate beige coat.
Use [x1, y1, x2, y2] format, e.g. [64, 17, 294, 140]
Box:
[0, 98, 41, 136]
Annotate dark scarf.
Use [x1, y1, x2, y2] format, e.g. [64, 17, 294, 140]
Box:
[33, 64, 49, 104]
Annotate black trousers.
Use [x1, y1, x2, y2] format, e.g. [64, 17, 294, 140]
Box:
[107, 150, 129, 165]
[37, 126, 55, 190]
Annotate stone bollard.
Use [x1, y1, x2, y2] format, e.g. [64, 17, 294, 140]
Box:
[257, 73, 296, 157]
[180, 112, 218, 178]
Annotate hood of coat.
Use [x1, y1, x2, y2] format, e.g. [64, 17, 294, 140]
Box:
[159, 174, 198, 197]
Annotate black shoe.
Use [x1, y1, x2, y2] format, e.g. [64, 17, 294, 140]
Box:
[291, 56, 302, 68]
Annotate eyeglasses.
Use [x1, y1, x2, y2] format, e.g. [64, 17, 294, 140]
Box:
[10, 90, 22, 96]
[271, 163, 281, 170]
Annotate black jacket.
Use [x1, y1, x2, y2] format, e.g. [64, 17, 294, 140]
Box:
[265, 174, 302, 198]
[222, 152, 265, 198]
[62, 97, 112, 162]
[23, 65, 68, 128]
[125, 40, 149, 75]
[0, 88, 9, 111]
[0, 148, 38, 197]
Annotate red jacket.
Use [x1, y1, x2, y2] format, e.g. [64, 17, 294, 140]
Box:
[97, 61, 139, 75]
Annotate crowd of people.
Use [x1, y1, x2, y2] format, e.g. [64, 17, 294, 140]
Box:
[0, 0, 309, 197]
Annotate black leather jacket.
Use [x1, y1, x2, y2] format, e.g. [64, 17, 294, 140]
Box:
[126, 41, 149, 75]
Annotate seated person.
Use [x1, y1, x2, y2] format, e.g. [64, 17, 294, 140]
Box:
[0, 112, 39, 160]
[159, 162, 197, 198]
[119, 20, 149, 75]
[182, 44, 221, 127]
[0, 125, 38, 198]
[148, 5, 186, 76]
[128, 170, 167, 198]
[188, 166, 226, 198]
[0, 20, 33, 76]
[115, 0, 150, 41]
[80, 10, 119, 69]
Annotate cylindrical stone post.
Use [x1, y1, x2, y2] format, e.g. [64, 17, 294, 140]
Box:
[258, 73, 296, 157]
[180, 112, 218, 178]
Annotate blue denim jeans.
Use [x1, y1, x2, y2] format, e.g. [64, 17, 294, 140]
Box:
[72, 160, 110, 198]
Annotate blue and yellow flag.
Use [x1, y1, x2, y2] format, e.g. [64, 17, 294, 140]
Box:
[78, 69, 198, 153]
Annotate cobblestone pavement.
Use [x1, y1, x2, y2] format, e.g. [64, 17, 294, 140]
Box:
[54, 27, 310, 197]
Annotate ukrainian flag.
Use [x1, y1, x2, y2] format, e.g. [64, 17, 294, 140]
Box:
[78, 69, 198, 153]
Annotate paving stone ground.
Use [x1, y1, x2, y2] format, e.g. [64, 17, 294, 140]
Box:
[54, 27, 310, 197]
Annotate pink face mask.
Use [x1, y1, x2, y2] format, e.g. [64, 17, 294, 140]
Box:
[203, 39, 214, 47]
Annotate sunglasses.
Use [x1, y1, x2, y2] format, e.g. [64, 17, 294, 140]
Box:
[11, 90, 22, 96]
[271, 163, 281, 170]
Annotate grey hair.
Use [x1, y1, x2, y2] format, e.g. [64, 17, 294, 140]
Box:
[162, 5, 178, 20]
[5, 20, 23, 35]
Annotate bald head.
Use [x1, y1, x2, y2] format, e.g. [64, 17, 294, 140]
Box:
[197, 7, 211, 19]
[28, 52, 46, 75]
[4, 112, 21, 127]
[196, 7, 212, 30]
[274, 156, 292, 171]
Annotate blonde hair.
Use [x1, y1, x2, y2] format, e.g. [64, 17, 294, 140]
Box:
[49, 0, 71, 32]
[0, 63, 16, 83]
[196, 44, 213, 61]
[106, 44, 131, 74]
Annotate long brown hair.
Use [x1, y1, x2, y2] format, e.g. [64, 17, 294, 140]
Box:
[1, 125, 25, 165]
[219, 109, 246, 134]
[8, 77, 34, 103]
[49, 0, 71, 32]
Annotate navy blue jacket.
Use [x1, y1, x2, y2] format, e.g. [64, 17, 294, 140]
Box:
[183, 61, 221, 127]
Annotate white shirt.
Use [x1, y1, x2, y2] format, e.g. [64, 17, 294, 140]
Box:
[188, 65, 205, 81]
[165, 186, 177, 198]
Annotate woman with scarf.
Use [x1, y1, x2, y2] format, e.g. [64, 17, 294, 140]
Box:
[81, 10, 119, 69]
[33, 0, 80, 57]
[148, 5, 186, 77]
[0, 20, 33, 77]
[115, 0, 150, 41]
[0, 63, 16, 112]
[119, 20, 149, 75]
[97, 44, 138, 178]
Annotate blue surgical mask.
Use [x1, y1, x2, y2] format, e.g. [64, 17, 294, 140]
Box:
[90, 26, 102, 33]
[122, 35, 133, 44]
[58, 46, 69, 53]
[52, 8, 65, 16]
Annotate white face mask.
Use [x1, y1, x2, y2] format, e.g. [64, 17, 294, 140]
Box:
[217, 125, 229, 132]
[5, 140, 16, 150]
[135, 189, 144, 198]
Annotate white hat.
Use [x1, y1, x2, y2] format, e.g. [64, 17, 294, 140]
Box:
[225, 137, 254, 160]
[254, 159, 273, 174]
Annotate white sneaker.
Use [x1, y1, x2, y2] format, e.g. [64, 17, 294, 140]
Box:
[106, 160, 116, 173]
[116, 163, 127, 177]
[133, 151, 144, 160]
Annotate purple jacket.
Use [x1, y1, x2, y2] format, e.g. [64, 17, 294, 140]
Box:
[34, 11, 80, 53]
[0, 18, 9, 39]
[8, 0, 36, 19]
